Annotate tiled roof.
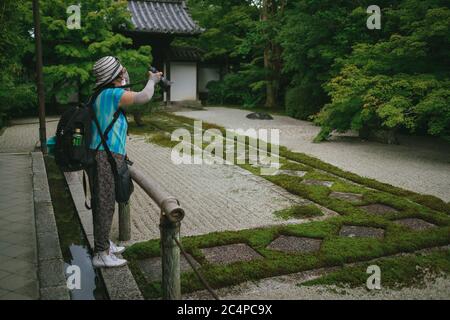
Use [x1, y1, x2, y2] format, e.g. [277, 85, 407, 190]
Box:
[127, 0, 204, 35]
[168, 46, 204, 61]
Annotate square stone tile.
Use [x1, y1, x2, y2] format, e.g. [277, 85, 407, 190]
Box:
[0, 273, 35, 293]
[339, 225, 385, 239]
[0, 244, 35, 262]
[393, 218, 437, 231]
[266, 235, 322, 253]
[201, 243, 263, 265]
[0, 291, 33, 300]
[330, 192, 363, 202]
[0, 257, 35, 274]
[360, 204, 398, 215]
[137, 253, 201, 283]
[303, 179, 334, 187]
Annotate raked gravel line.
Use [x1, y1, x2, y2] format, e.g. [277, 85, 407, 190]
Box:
[174, 107, 450, 202]
[110, 135, 336, 245]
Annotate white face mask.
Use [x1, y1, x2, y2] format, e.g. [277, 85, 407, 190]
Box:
[121, 69, 130, 86]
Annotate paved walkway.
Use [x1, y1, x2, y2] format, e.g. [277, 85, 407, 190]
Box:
[0, 119, 69, 300]
[0, 118, 59, 153]
[0, 153, 39, 299]
[175, 107, 450, 202]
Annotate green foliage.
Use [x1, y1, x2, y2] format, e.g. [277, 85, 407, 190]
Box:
[182, 0, 259, 62]
[40, 0, 153, 104]
[279, 0, 382, 119]
[0, 0, 36, 125]
[285, 84, 326, 120]
[314, 1, 450, 141]
[206, 65, 266, 107]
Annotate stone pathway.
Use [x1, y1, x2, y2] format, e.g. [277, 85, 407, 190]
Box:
[0, 153, 39, 300]
[175, 107, 450, 202]
[0, 118, 58, 153]
[0, 119, 68, 300]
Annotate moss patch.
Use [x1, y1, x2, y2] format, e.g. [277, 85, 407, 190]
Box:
[302, 248, 450, 289]
[274, 205, 323, 220]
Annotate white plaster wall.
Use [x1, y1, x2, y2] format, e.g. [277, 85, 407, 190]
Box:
[170, 62, 197, 101]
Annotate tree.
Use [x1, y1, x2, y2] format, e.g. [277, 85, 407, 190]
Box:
[314, 1, 450, 142]
[39, 0, 152, 107]
[0, 0, 36, 127]
[261, 0, 286, 108]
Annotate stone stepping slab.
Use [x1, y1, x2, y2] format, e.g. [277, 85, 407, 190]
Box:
[266, 235, 322, 254]
[393, 218, 437, 231]
[360, 203, 398, 215]
[273, 169, 307, 177]
[329, 191, 363, 202]
[302, 179, 334, 187]
[137, 254, 201, 283]
[339, 225, 385, 239]
[201, 243, 263, 265]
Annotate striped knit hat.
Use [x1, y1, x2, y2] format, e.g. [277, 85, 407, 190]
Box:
[92, 56, 124, 89]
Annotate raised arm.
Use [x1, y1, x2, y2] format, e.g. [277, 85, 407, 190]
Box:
[119, 72, 162, 107]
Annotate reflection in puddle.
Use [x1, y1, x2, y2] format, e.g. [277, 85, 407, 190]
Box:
[65, 244, 108, 300]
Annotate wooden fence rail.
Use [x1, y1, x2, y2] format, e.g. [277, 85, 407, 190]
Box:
[119, 165, 185, 300]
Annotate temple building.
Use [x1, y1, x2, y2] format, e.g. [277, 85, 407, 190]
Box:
[125, 0, 221, 103]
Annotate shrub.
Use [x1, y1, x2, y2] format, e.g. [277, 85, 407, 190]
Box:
[285, 83, 326, 120]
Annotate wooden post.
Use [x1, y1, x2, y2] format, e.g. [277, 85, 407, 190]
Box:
[160, 216, 181, 300]
[129, 166, 185, 300]
[118, 202, 131, 241]
[32, 0, 47, 154]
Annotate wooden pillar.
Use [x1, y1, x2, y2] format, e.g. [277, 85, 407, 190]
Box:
[160, 216, 181, 300]
[32, 0, 47, 154]
[118, 202, 131, 241]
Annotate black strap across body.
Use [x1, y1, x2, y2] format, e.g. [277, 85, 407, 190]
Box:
[86, 87, 134, 205]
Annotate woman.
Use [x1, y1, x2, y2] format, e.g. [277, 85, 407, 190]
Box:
[90, 56, 162, 268]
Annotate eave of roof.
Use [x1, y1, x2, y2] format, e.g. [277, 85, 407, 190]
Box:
[127, 0, 204, 35]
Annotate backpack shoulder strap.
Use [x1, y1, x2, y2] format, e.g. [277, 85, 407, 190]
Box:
[95, 108, 125, 151]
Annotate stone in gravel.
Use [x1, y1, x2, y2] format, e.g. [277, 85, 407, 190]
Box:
[360, 204, 398, 215]
[393, 218, 437, 231]
[274, 170, 307, 177]
[329, 191, 363, 202]
[201, 243, 263, 265]
[266, 235, 322, 253]
[246, 112, 273, 120]
[303, 179, 334, 187]
[137, 254, 201, 283]
[339, 225, 385, 239]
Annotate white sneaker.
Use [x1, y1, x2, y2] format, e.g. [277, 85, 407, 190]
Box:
[109, 240, 125, 255]
[92, 251, 127, 268]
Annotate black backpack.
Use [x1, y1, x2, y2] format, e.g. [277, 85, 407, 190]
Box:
[55, 103, 95, 171]
[55, 88, 119, 171]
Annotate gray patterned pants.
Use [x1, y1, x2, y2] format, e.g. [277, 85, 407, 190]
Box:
[89, 151, 126, 253]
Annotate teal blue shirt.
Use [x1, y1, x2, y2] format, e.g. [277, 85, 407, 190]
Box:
[90, 88, 127, 155]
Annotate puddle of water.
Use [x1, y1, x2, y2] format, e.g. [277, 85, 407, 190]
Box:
[64, 244, 108, 300]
